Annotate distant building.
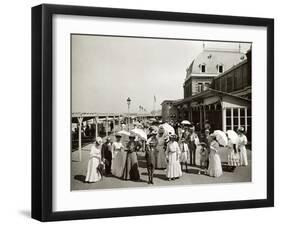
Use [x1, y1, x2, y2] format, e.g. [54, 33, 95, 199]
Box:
[161, 46, 252, 140]
[161, 100, 179, 122]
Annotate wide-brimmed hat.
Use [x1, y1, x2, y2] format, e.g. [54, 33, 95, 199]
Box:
[169, 134, 177, 139]
[148, 139, 156, 145]
[96, 137, 103, 144]
[200, 142, 207, 147]
[237, 127, 245, 132]
[210, 133, 216, 138]
[129, 133, 136, 138]
[189, 126, 195, 131]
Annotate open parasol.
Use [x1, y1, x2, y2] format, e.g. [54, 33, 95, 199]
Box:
[130, 128, 147, 141]
[213, 130, 228, 146]
[117, 130, 130, 137]
[181, 120, 191, 126]
[160, 123, 175, 135]
[226, 130, 239, 144]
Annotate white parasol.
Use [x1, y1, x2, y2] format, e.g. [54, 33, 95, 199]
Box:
[213, 130, 228, 146]
[160, 123, 175, 135]
[130, 128, 147, 141]
[117, 130, 130, 137]
[181, 120, 191, 126]
[226, 130, 239, 144]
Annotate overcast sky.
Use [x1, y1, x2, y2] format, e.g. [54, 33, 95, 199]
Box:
[72, 35, 250, 114]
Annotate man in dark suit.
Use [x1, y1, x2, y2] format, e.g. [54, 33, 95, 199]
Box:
[187, 126, 198, 166]
[101, 137, 112, 176]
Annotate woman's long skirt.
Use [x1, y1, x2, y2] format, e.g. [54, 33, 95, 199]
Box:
[112, 151, 126, 178]
[123, 152, 140, 181]
[166, 152, 182, 178]
[156, 148, 167, 169]
[228, 150, 240, 166]
[180, 151, 189, 163]
[208, 152, 223, 178]
[85, 157, 101, 183]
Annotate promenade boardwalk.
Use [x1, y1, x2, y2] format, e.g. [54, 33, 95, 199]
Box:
[71, 143, 252, 191]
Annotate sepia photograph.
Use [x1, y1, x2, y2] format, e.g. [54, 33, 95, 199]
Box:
[71, 34, 252, 191]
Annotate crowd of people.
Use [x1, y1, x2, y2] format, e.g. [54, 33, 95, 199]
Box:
[84, 120, 249, 185]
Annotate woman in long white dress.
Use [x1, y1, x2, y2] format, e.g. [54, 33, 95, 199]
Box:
[237, 127, 248, 166]
[165, 134, 182, 180]
[85, 137, 103, 183]
[156, 127, 167, 169]
[207, 135, 223, 178]
[111, 134, 126, 178]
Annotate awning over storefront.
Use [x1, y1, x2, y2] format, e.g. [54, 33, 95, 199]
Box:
[173, 88, 251, 108]
[221, 95, 250, 108]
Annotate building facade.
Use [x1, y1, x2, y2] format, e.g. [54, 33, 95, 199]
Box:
[184, 48, 247, 98]
[161, 47, 252, 140]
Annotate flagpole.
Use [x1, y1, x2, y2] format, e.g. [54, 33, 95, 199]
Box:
[153, 95, 156, 116]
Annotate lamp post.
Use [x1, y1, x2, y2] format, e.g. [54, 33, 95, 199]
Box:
[127, 97, 131, 130]
[139, 105, 141, 122]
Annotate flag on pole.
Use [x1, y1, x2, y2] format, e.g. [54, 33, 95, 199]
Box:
[154, 95, 156, 103]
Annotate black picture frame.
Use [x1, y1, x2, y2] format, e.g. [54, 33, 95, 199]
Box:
[32, 4, 274, 222]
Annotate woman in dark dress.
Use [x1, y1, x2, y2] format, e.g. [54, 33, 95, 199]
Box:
[123, 134, 141, 181]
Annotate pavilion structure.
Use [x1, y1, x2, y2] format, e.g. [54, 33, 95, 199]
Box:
[72, 112, 160, 161]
